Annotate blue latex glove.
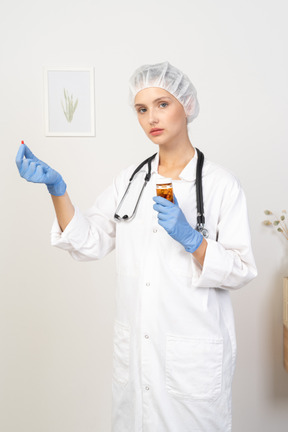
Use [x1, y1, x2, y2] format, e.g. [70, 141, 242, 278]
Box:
[153, 195, 203, 253]
[16, 143, 66, 196]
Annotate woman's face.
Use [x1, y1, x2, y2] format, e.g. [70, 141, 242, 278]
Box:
[134, 87, 188, 147]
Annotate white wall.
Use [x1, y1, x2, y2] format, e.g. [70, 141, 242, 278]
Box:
[1, 0, 288, 430]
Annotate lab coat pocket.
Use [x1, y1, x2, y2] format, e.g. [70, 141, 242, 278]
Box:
[112, 321, 130, 387]
[166, 334, 223, 400]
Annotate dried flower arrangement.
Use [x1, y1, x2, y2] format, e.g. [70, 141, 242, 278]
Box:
[263, 210, 288, 240]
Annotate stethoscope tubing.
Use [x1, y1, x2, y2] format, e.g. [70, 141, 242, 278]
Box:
[114, 149, 208, 238]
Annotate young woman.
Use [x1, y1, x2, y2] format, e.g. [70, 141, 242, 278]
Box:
[16, 62, 257, 432]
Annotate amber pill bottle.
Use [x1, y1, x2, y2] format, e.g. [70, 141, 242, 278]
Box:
[156, 178, 174, 203]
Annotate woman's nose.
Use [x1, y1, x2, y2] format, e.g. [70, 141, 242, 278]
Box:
[149, 108, 159, 125]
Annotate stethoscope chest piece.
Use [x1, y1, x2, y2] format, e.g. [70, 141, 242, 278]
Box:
[196, 224, 209, 239]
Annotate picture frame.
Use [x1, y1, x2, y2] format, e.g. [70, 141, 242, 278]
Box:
[44, 67, 95, 137]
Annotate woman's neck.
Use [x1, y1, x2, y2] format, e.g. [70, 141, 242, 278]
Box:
[158, 141, 195, 180]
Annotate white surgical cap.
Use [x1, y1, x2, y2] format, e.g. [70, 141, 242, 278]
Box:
[128, 61, 199, 123]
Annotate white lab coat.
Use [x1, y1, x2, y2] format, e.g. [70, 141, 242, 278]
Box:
[51, 151, 257, 432]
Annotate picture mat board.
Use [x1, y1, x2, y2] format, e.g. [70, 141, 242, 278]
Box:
[44, 68, 95, 136]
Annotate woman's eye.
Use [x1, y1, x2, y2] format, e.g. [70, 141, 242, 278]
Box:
[159, 102, 168, 108]
[137, 107, 147, 114]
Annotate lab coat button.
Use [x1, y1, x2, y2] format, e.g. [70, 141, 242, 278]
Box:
[145, 386, 150, 391]
[153, 228, 158, 233]
[146, 282, 150, 287]
[144, 334, 149, 339]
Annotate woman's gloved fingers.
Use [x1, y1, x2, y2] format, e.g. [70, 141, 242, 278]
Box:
[23, 144, 36, 159]
[17, 149, 50, 183]
[153, 204, 165, 212]
[16, 143, 39, 173]
[173, 194, 179, 206]
[157, 218, 166, 228]
[24, 161, 39, 181]
[157, 212, 170, 221]
[34, 164, 46, 182]
[19, 158, 33, 178]
[15, 144, 26, 170]
[153, 196, 175, 207]
[153, 205, 172, 216]
[22, 160, 46, 183]
[43, 169, 59, 185]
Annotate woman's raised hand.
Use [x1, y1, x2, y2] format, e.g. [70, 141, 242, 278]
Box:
[16, 143, 66, 196]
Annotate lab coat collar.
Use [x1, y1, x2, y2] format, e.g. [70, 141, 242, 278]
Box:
[149, 149, 198, 182]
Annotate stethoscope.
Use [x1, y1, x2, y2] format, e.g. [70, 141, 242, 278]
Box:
[114, 148, 209, 239]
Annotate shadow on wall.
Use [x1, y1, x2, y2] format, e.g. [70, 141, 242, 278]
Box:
[269, 249, 288, 400]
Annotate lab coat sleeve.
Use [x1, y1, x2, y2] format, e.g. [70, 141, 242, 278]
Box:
[50, 182, 117, 261]
[191, 178, 257, 290]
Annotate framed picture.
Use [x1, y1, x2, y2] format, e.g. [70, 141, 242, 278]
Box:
[44, 67, 95, 136]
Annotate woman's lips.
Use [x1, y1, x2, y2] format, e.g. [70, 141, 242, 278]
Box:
[150, 128, 164, 136]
